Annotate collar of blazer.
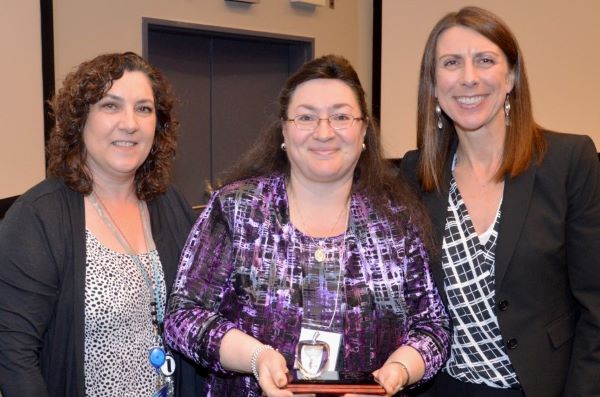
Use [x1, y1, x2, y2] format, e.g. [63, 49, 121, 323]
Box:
[423, 140, 538, 296]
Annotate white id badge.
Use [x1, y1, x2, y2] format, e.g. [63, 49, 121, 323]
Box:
[295, 327, 342, 375]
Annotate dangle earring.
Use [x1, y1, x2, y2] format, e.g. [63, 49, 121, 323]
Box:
[280, 142, 287, 151]
[504, 94, 511, 127]
[361, 142, 366, 151]
[435, 103, 443, 130]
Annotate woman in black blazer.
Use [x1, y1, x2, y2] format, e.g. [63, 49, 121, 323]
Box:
[401, 6, 600, 397]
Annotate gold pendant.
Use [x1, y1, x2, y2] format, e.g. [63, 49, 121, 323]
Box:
[314, 248, 326, 262]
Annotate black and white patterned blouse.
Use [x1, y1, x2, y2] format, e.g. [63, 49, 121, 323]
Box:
[84, 230, 166, 396]
[441, 176, 520, 388]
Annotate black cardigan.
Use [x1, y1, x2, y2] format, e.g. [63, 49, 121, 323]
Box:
[0, 178, 206, 396]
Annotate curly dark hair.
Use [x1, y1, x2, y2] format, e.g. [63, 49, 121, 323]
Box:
[47, 52, 178, 200]
[222, 54, 433, 248]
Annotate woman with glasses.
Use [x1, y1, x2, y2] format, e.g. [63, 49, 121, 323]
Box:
[164, 54, 450, 396]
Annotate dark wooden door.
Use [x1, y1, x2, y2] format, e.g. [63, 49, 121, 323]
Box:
[145, 21, 312, 209]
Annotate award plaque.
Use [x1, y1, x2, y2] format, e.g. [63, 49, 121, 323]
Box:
[285, 370, 387, 395]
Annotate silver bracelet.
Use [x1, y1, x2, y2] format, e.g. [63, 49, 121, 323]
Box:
[388, 361, 411, 388]
[250, 344, 274, 382]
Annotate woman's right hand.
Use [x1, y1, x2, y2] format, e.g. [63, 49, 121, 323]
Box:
[219, 330, 292, 396]
[256, 348, 293, 397]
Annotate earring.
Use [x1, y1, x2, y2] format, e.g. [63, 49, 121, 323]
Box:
[435, 103, 443, 130]
[280, 142, 287, 151]
[504, 94, 511, 127]
[362, 143, 366, 151]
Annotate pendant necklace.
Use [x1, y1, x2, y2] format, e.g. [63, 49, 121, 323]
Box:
[289, 187, 350, 376]
[88, 192, 175, 396]
[288, 185, 350, 263]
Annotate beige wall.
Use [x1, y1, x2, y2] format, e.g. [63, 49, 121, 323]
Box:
[7, 0, 598, 198]
[53, 0, 373, 103]
[0, 2, 45, 198]
[381, 0, 600, 158]
[1, 0, 372, 199]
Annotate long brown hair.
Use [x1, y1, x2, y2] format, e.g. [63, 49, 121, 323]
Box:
[47, 52, 178, 200]
[222, 54, 432, 246]
[416, 6, 546, 192]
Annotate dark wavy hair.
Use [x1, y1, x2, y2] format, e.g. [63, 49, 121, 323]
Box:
[47, 52, 178, 200]
[416, 6, 546, 192]
[222, 54, 432, 246]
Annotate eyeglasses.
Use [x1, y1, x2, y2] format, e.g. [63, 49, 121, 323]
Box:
[286, 113, 365, 131]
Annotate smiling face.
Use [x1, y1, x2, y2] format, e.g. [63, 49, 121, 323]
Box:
[435, 26, 515, 134]
[83, 70, 156, 184]
[282, 78, 366, 186]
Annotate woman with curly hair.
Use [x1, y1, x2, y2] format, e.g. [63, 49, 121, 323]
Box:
[0, 52, 204, 397]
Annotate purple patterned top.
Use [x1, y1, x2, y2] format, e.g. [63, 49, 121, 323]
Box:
[164, 174, 449, 396]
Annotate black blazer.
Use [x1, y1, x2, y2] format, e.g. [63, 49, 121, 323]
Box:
[401, 131, 600, 397]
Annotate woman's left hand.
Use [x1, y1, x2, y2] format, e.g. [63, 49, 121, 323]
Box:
[371, 361, 408, 396]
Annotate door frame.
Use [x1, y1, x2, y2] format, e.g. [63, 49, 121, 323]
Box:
[142, 18, 314, 209]
[142, 18, 314, 60]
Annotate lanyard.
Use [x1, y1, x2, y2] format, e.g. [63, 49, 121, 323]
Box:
[292, 198, 350, 331]
[88, 192, 165, 328]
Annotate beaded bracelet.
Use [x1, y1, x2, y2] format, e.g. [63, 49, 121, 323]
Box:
[250, 344, 274, 382]
[388, 361, 411, 388]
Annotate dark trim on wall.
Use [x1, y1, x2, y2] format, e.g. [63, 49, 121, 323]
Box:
[41, 0, 55, 165]
[372, 0, 382, 124]
[1, 2, 53, 219]
[142, 17, 315, 59]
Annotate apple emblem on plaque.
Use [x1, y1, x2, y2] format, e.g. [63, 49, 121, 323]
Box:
[295, 331, 330, 378]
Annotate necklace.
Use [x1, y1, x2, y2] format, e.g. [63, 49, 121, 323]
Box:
[288, 184, 350, 263]
[302, 239, 346, 329]
[89, 192, 175, 394]
[88, 192, 164, 327]
[289, 217, 348, 330]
